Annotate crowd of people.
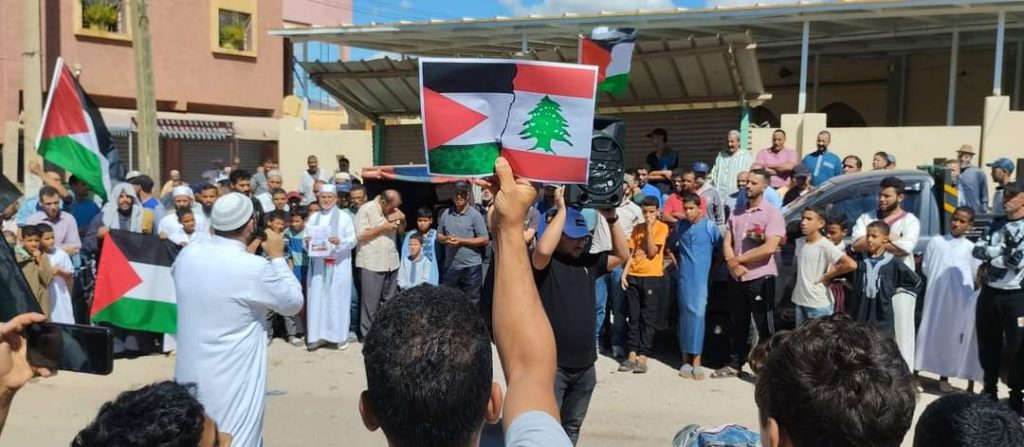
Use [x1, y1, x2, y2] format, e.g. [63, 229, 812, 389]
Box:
[0, 125, 1023, 446]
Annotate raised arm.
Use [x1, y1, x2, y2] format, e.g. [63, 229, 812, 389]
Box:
[485, 158, 560, 430]
[531, 186, 565, 271]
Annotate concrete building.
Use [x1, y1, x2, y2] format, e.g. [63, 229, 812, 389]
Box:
[274, 0, 1024, 193]
[1, 0, 364, 189]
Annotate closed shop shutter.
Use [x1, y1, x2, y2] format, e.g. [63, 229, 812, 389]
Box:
[380, 109, 739, 172]
[237, 140, 273, 172]
[382, 125, 425, 165]
[179, 140, 232, 184]
[619, 108, 740, 171]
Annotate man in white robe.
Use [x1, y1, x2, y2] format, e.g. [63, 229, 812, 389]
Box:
[305, 184, 357, 350]
[915, 207, 984, 391]
[174, 192, 303, 447]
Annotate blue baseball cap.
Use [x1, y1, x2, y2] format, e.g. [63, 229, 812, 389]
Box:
[538, 207, 590, 239]
[987, 157, 1015, 173]
[693, 162, 710, 174]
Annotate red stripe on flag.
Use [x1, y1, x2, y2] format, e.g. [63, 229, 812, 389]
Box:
[91, 234, 142, 316]
[580, 38, 610, 82]
[422, 87, 488, 149]
[41, 65, 90, 139]
[513, 63, 596, 99]
[501, 149, 588, 183]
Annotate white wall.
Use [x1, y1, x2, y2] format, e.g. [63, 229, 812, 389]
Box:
[278, 116, 373, 192]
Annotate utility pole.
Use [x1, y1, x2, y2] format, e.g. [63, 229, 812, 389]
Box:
[130, 0, 160, 186]
[21, 0, 42, 192]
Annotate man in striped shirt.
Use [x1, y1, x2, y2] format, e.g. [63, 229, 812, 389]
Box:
[710, 130, 754, 198]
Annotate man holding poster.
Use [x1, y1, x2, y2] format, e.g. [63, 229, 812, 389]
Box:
[305, 185, 357, 351]
[419, 59, 597, 184]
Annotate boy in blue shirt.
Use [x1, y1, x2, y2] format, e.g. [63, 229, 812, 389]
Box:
[401, 206, 442, 285]
[281, 207, 309, 347]
[672, 193, 721, 380]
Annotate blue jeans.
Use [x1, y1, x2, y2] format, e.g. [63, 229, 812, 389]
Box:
[595, 265, 625, 346]
[795, 305, 832, 326]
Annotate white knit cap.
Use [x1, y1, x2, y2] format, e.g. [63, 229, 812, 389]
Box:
[319, 184, 337, 195]
[171, 186, 193, 198]
[211, 192, 254, 231]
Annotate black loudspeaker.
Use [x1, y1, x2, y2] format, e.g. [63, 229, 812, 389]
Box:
[566, 116, 625, 209]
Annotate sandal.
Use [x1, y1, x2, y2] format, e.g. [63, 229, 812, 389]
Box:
[692, 366, 706, 380]
[618, 361, 635, 372]
[633, 362, 648, 374]
[710, 366, 738, 379]
[678, 364, 694, 379]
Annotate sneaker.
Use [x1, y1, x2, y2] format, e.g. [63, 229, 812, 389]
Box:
[287, 336, 304, 348]
[617, 361, 635, 372]
[633, 362, 648, 374]
[678, 364, 694, 379]
[938, 381, 955, 394]
[692, 366, 706, 380]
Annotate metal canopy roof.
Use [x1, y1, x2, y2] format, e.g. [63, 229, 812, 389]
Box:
[276, 0, 1024, 118]
[273, 1, 1024, 60]
[301, 32, 768, 118]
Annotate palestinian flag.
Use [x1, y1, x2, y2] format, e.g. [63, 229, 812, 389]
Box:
[92, 230, 180, 334]
[580, 27, 638, 97]
[419, 59, 597, 183]
[36, 57, 113, 201]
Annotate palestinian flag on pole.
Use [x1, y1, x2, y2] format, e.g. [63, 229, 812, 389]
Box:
[580, 27, 638, 97]
[36, 57, 113, 201]
[419, 59, 597, 183]
[92, 230, 180, 334]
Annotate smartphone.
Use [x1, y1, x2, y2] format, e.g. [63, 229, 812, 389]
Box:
[26, 323, 114, 375]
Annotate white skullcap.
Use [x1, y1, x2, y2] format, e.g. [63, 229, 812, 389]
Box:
[211, 193, 254, 231]
[334, 172, 351, 181]
[172, 186, 193, 198]
[125, 170, 142, 180]
[267, 170, 282, 180]
[215, 173, 229, 183]
[319, 184, 337, 195]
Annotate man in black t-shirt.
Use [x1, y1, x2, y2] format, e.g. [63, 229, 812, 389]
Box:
[532, 187, 629, 445]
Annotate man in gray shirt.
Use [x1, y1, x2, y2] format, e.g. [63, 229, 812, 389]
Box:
[956, 145, 989, 214]
[439, 181, 490, 305]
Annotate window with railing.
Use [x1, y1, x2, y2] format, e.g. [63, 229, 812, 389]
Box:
[217, 9, 252, 52]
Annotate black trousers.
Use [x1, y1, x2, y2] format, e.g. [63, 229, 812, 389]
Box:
[442, 265, 483, 306]
[726, 276, 777, 369]
[554, 364, 596, 446]
[626, 275, 663, 356]
[976, 285, 1024, 395]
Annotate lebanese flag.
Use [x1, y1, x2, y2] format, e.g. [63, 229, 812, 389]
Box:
[419, 59, 597, 183]
[36, 57, 113, 201]
[92, 230, 180, 334]
[580, 27, 637, 97]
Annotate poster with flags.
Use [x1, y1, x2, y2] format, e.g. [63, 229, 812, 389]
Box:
[92, 230, 180, 334]
[36, 57, 115, 201]
[580, 27, 638, 97]
[419, 58, 597, 183]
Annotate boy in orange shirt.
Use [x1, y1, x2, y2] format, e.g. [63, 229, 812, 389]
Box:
[619, 195, 669, 374]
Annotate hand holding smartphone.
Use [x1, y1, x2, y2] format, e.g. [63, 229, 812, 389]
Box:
[26, 323, 113, 375]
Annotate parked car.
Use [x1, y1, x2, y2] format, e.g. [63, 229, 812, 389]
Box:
[772, 168, 991, 327]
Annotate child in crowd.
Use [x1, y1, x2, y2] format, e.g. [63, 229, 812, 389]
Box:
[39, 223, 75, 324]
[401, 206, 441, 285]
[824, 213, 852, 313]
[308, 201, 321, 214]
[848, 221, 922, 339]
[792, 207, 856, 325]
[672, 193, 720, 380]
[15, 224, 53, 315]
[266, 210, 305, 346]
[398, 233, 435, 289]
[169, 207, 205, 246]
[285, 207, 310, 291]
[270, 188, 289, 212]
[916, 206, 984, 393]
[619, 195, 669, 374]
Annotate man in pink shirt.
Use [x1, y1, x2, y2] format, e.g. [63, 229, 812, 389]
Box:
[712, 169, 785, 379]
[755, 129, 798, 189]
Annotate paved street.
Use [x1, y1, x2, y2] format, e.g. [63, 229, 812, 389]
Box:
[4, 336, 963, 446]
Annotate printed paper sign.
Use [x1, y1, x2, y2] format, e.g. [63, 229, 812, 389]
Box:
[418, 58, 598, 183]
[307, 225, 331, 258]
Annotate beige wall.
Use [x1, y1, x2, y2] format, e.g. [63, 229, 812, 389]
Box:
[278, 117, 372, 192]
[982, 96, 1024, 182]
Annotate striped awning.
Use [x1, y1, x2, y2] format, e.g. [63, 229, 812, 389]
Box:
[109, 118, 236, 140]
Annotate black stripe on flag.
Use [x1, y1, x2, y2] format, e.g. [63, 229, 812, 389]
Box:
[589, 28, 638, 52]
[109, 230, 180, 267]
[422, 62, 516, 94]
[73, 77, 114, 157]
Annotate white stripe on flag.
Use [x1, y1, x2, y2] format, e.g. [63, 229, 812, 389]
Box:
[124, 262, 177, 304]
[440, 93, 514, 146]
[503, 91, 595, 158]
[606, 43, 635, 78]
